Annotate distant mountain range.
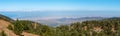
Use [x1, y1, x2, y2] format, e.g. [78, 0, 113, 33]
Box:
[34, 17, 107, 27]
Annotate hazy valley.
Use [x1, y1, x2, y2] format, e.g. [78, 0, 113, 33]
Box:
[34, 17, 106, 27]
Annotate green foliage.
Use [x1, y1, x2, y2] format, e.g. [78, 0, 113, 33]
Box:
[0, 31, 7, 36]
[12, 19, 24, 35]
[7, 25, 13, 30]
[8, 18, 120, 36]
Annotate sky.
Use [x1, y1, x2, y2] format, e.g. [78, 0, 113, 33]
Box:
[0, 0, 120, 11]
[0, 0, 120, 20]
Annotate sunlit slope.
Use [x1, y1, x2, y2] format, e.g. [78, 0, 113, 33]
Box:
[0, 14, 39, 36]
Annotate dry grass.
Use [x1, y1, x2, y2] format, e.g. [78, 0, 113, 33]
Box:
[0, 19, 39, 36]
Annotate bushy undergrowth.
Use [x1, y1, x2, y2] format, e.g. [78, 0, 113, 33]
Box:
[8, 18, 120, 36]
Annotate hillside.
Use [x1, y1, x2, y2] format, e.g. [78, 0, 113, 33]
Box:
[1, 14, 120, 36]
[0, 14, 18, 36]
[54, 17, 120, 36]
[0, 14, 39, 36]
[9, 17, 120, 36]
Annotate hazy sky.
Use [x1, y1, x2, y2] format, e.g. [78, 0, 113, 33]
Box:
[0, 0, 120, 19]
[0, 0, 120, 11]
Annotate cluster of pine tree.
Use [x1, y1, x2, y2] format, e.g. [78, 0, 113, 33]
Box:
[8, 18, 120, 36]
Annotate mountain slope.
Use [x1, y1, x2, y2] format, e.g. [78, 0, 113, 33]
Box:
[0, 19, 18, 36]
[0, 14, 17, 36]
[0, 14, 39, 36]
